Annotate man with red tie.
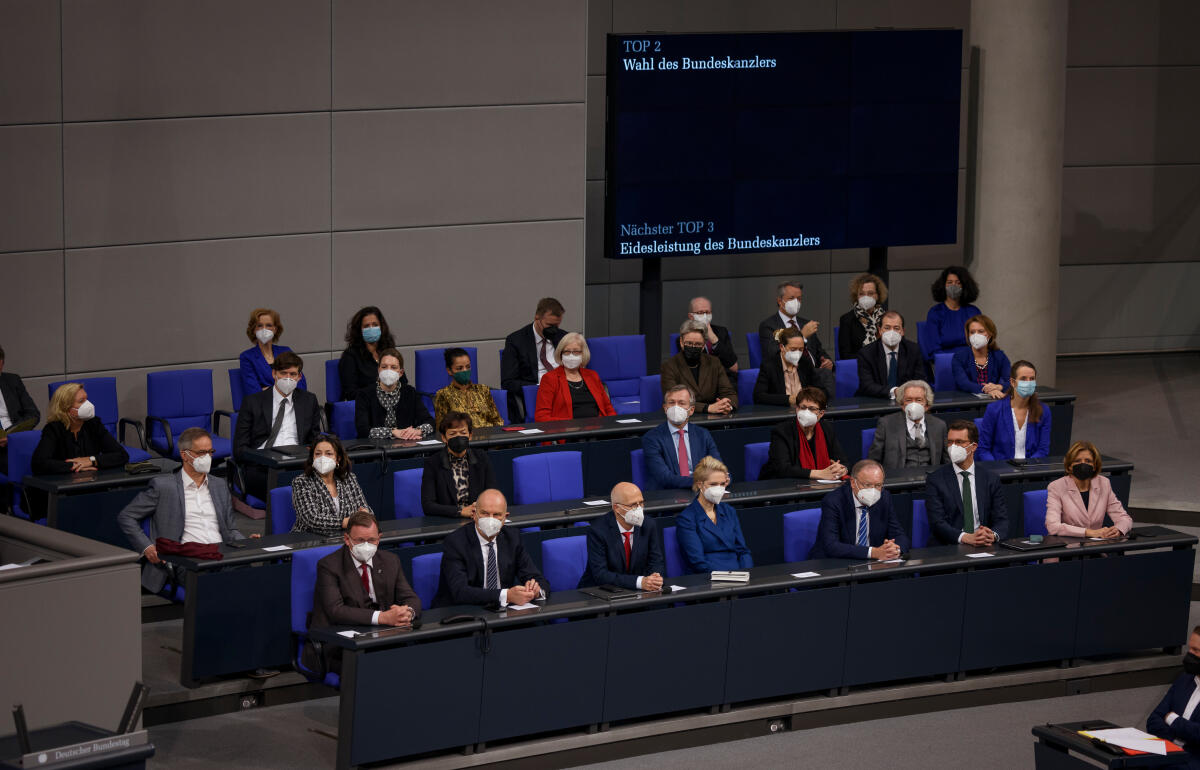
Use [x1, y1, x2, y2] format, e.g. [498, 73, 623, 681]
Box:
[640, 385, 723, 491]
[578, 482, 666, 591]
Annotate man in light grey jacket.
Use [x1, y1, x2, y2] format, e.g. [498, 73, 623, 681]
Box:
[868, 380, 950, 470]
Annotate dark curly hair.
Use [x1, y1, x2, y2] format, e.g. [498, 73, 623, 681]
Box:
[304, 434, 352, 480]
[930, 266, 980, 305]
[344, 306, 396, 353]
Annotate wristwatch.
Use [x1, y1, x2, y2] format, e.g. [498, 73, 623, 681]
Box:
[89, 455, 96, 464]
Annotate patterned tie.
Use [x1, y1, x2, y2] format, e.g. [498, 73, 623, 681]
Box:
[485, 541, 499, 590]
[267, 397, 288, 446]
[887, 351, 898, 388]
[676, 428, 689, 476]
[856, 505, 869, 547]
[538, 338, 552, 372]
[622, 531, 632, 570]
[961, 471, 975, 534]
[359, 562, 371, 600]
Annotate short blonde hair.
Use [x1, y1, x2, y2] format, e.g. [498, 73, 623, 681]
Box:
[245, 308, 283, 343]
[691, 455, 730, 492]
[848, 273, 888, 305]
[48, 382, 83, 428]
[1064, 440, 1102, 475]
[555, 332, 590, 367]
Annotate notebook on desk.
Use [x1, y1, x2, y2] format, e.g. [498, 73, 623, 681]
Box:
[1000, 535, 1075, 552]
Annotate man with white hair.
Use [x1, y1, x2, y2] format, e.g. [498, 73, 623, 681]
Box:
[868, 380, 950, 470]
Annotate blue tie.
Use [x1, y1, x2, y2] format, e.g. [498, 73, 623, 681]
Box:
[856, 505, 869, 547]
[887, 351, 898, 388]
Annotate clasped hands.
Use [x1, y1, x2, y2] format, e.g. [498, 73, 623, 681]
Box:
[507, 579, 544, 605]
[961, 526, 997, 547]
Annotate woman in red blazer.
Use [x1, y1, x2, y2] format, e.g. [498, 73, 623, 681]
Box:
[534, 332, 616, 422]
[1045, 440, 1133, 538]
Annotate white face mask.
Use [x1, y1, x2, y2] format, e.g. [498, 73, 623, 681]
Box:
[692, 312, 712, 326]
[796, 408, 818, 428]
[855, 486, 881, 507]
[904, 402, 925, 422]
[857, 295, 876, 311]
[560, 353, 583, 370]
[378, 369, 400, 387]
[783, 298, 801, 317]
[275, 377, 298, 396]
[188, 452, 212, 475]
[477, 515, 503, 539]
[969, 333, 988, 350]
[313, 456, 337, 475]
[665, 405, 689, 425]
[621, 506, 644, 527]
[254, 328, 274, 345]
[783, 350, 802, 366]
[948, 444, 969, 464]
[881, 330, 902, 348]
[702, 485, 727, 504]
[350, 541, 377, 563]
[75, 399, 96, 421]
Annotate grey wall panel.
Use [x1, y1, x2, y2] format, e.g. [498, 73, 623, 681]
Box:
[836, 0, 970, 65]
[1058, 262, 1200, 354]
[334, 0, 586, 110]
[612, 0, 835, 33]
[332, 221, 585, 348]
[1067, 0, 1200, 67]
[64, 113, 331, 247]
[588, 0, 612, 76]
[586, 76, 606, 182]
[0, 124, 63, 253]
[332, 105, 585, 231]
[62, 0, 331, 121]
[0, 0, 61, 125]
[883, 268, 942, 348]
[1061, 165, 1200, 265]
[1065, 67, 1200, 167]
[64, 235, 332, 372]
[0, 250, 64, 377]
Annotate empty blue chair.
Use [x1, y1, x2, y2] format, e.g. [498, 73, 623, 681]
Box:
[638, 375, 661, 413]
[6, 430, 43, 522]
[393, 468, 424, 518]
[662, 525, 685, 578]
[744, 442, 770, 482]
[835, 363, 859, 398]
[411, 552, 443, 610]
[228, 368, 245, 412]
[933, 353, 955, 392]
[523, 384, 539, 423]
[911, 499, 930, 549]
[512, 451, 583, 505]
[782, 508, 822, 562]
[329, 401, 356, 440]
[490, 388, 509, 424]
[325, 359, 342, 403]
[291, 544, 342, 687]
[630, 449, 646, 489]
[588, 335, 646, 413]
[145, 370, 232, 460]
[269, 486, 297, 535]
[541, 536, 588, 592]
[861, 428, 875, 459]
[1023, 489, 1049, 537]
[746, 332, 762, 369]
[46, 376, 150, 462]
[736, 368, 758, 406]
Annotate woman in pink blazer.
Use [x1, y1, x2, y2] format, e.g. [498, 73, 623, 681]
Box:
[1045, 440, 1133, 538]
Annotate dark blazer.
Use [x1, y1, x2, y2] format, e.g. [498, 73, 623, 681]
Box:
[640, 421, 721, 491]
[752, 350, 820, 406]
[420, 448, 497, 518]
[354, 384, 433, 439]
[675, 498, 753, 572]
[32, 419, 128, 474]
[811, 484, 909, 560]
[233, 387, 324, 461]
[868, 412, 950, 470]
[856, 339, 932, 399]
[951, 348, 1012, 394]
[501, 323, 566, 421]
[674, 323, 738, 379]
[660, 351, 737, 413]
[237, 345, 307, 398]
[579, 513, 666, 589]
[760, 417, 847, 481]
[977, 398, 1052, 461]
[837, 308, 889, 360]
[923, 462, 1009, 545]
[534, 366, 616, 422]
[432, 522, 550, 608]
[1148, 672, 1200, 761]
[758, 313, 829, 367]
[0, 371, 39, 428]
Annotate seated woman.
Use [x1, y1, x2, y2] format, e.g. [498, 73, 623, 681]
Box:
[33, 383, 128, 474]
[925, 266, 983, 358]
[951, 314, 1011, 398]
[675, 456, 753, 573]
[238, 307, 306, 397]
[1045, 440, 1133, 539]
[760, 386, 848, 481]
[421, 411, 497, 518]
[837, 272, 888, 360]
[339, 305, 405, 402]
[534, 333, 616, 422]
[660, 321, 737, 415]
[753, 327, 820, 407]
[977, 360, 1051, 461]
[354, 348, 434, 440]
[433, 347, 503, 429]
[291, 435, 371, 537]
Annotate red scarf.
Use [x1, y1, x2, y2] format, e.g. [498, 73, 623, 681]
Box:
[795, 419, 831, 471]
[155, 537, 224, 560]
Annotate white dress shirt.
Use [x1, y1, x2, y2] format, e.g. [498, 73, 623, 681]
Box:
[0, 391, 11, 430]
[1166, 676, 1200, 745]
[350, 552, 381, 625]
[533, 324, 557, 382]
[616, 519, 644, 589]
[906, 417, 927, 443]
[668, 423, 693, 471]
[475, 525, 543, 607]
[855, 501, 870, 547]
[954, 461, 981, 542]
[1012, 409, 1028, 460]
[260, 386, 299, 448]
[180, 474, 223, 545]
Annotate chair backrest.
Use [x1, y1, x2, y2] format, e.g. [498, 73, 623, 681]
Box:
[916, 321, 936, 361]
[638, 375, 662, 412]
[1023, 489, 1049, 537]
[911, 499, 930, 549]
[587, 335, 646, 397]
[745, 332, 762, 369]
[744, 442, 770, 482]
[415, 347, 479, 396]
[668, 333, 679, 356]
[325, 359, 342, 403]
[782, 508, 822, 562]
[736, 368, 758, 406]
[974, 417, 984, 433]
[228, 369, 244, 412]
[489, 388, 509, 424]
[933, 352, 955, 391]
[861, 428, 876, 459]
[630, 448, 646, 489]
[523, 384, 539, 422]
[329, 401, 356, 440]
[661, 525, 686, 578]
[269, 486, 297, 535]
[541, 536, 588, 592]
[834, 362, 859, 398]
[146, 370, 215, 447]
[411, 552, 443, 609]
[393, 468, 424, 518]
[7, 429, 41, 486]
[47, 377, 119, 435]
[511, 451, 584, 505]
[290, 544, 342, 634]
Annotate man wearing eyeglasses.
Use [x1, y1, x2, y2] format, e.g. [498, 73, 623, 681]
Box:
[810, 459, 908, 560]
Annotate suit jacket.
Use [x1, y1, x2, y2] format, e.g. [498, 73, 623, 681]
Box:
[674, 323, 738, 379]
[951, 348, 1012, 394]
[432, 522, 550, 608]
[760, 417, 847, 481]
[810, 484, 909, 560]
[977, 398, 1052, 461]
[758, 313, 829, 367]
[421, 448, 497, 517]
[354, 384, 433, 439]
[1045, 474, 1133, 537]
[237, 345, 307, 398]
[660, 351, 737, 413]
[0, 371, 39, 428]
[641, 420, 721, 491]
[675, 499, 753, 572]
[501, 323, 566, 421]
[855, 339, 931, 399]
[338, 346, 408, 403]
[534, 366, 615, 422]
[837, 308, 891, 360]
[868, 411, 950, 470]
[233, 386, 324, 461]
[32, 418, 128, 474]
[578, 513, 666, 589]
[117, 471, 244, 592]
[923, 462, 1009, 545]
[1147, 672, 1200, 759]
[752, 350, 820, 406]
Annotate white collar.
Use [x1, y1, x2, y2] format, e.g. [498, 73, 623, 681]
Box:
[777, 309, 795, 326]
[954, 461, 975, 476]
[183, 473, 209, 491]
[475, 526, 499, 548]
[616, 517, 634, 535]
[351, 553, 374, 570]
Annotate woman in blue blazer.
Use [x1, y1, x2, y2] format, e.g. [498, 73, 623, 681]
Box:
[951, 314, 1010, 396]
[977, 360, 1051, 461]
[924, 266, 982, 358]
[238, 308, 306, 398]
[675, 456, 753, 573]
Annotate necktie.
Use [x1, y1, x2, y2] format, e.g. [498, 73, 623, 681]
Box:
[267, 397, 288, 446]
[485, 541, 499, 590]
[887, 351, 898, 388]
[788, 319, 798, 330]
[676, 428, 689, 476]
[359, 562, 371, 599]
[622, 531, 632, 570]
[961, 471, 975, 533]
[856, 506, 869, 547]
[538, 338, 552, 372]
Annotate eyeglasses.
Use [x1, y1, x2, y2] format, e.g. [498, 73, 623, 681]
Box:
[186, 449, 216, 457]
[348, 537, 380, 546]
[854, 480, 884, 490]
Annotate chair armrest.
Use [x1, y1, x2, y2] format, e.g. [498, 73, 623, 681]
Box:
[227, 458, 248, 501]
[144, 415, 174, 457]
[292, 630, 329, 684]
[213, 410, 234, 439]
[118, 418, 147, 450]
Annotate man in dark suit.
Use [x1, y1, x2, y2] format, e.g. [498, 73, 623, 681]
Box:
[661, 321, 737, 415]
[433, 489, 550, 609]
[681, 296, 738, 383]
[924, 419, 1009, 546]
[1148, 626, 1200, 762]
[0, 345, 40, 485]
[579, 482, 665, 590]
[868, 380, 950, 470]
[758, 280, 835, 396]
[641, 385, 721, 490]
[233, 351, 324, 500]
[810, 459, 908, 560]
[421, 411, 497, 517]
[753, 327, 824, 405]
[500, 297, 567, 423]
[304, 511, 421, 674]
[856, 311, 932, 400]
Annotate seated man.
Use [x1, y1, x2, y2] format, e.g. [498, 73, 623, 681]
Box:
[760, 387, 848, 481]
[661, 320, 737, 415]
[810, 459, 908, 560]
[924, 419, 1009, 546]
[1148, 626, 1200, 760]
[578, 482, 665, 591]
[753, 327, 823, 405]
[757, 280, 834, 395]
[0, 343, 40, 477]
[433, 489, 550, 609]
[421, 411, 497, 517]
[641, 385, 721, 491]
[681, 296, 738, 383]
[856, 311, 931, 400]
[868, 380, 950, 469]
[304, 511, 421, 674]
[500, 297, 566, 422]
[233, 351, 324, 500]
[117, 428, 249, 594]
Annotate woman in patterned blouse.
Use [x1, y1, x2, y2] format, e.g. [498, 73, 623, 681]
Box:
[433, 347, 504, 429]
[291, 434, 372, 537]
[354, 348, 435, 440]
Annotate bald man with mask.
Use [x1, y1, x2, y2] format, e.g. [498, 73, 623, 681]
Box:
[578, 482, 666, 591]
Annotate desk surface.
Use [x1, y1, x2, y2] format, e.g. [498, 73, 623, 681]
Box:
[1033, 721, 1189, 767]
[21, 458, 178, 493]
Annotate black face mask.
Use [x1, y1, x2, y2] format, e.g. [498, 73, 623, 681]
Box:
[542, 324, 559, 336]
[682, 346, 704, 364]
[447, 436, 470, 454]
[1183, 653, 1200, 676]
[1071, 462, 1096, 481]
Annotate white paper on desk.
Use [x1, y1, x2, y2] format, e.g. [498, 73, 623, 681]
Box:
[815, 479, 842, 484]
[669, 585, 686, 592]
[507, 602, 539, 611]
[965, 552, 995, 559]
[519, 428, 544, 435]
[416, 439, 442, 446]
[0, 563, 21, 571]
[616, 418, 641, 423]
[1084, 728, 1167, 755]
[337, 630, 358, 638]
[582, 500, 609, 506]
[792, 571, 821, 578]
[262, 545, 292, 552]
[881, 558, 905, 564]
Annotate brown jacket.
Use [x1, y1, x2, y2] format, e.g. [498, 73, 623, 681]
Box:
[660, 351, 738, 413]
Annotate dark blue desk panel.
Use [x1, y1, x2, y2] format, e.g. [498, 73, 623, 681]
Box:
[54, 488, 147, 548]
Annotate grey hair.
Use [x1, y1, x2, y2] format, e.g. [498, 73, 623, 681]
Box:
[178, 426, 211, 452]
[554, 332, 590, 367]
[663, 384, 695, 406]
[776, 280, 804, 298]
[851, 458, 883, 480]
[688, 296, 710, 313]
[898, 379, 934, 405]
[678, 319, 707, 337]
